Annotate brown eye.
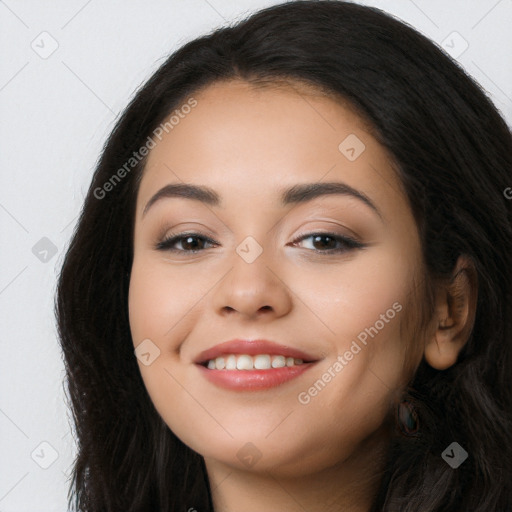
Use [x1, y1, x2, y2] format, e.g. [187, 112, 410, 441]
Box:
[155, 232, 217, 253]
[291, 232, 364, 254]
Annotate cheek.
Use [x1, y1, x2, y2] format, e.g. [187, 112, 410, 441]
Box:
[293, 245, 413, 352]
[290, 246, 417, 405]
[128, 257, 200, 348]
[127, 259, 204, 445]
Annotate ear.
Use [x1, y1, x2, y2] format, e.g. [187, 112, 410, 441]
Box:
[424, 254, 478, 370]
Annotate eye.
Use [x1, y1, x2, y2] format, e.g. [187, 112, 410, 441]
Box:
[155, 232, 217, 253]
[154, 230, 364, 255]
[291, 231, 364, 254]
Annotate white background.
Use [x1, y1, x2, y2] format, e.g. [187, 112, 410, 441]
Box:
[1, 1, 511, 510]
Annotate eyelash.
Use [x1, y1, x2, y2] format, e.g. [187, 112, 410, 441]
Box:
[155, 230, 364, 255]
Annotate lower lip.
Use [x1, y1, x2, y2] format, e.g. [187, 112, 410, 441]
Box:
[196, 362, 317, 391]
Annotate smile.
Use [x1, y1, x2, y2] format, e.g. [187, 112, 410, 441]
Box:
[204, 354, 306, 370]
[196, 355, 317, 391]
[194, 338, 321, 390]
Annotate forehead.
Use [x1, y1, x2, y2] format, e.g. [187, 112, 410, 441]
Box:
[136, 79, 407, 218]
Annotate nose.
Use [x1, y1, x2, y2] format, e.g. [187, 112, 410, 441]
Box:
[212, 248, 293, 321]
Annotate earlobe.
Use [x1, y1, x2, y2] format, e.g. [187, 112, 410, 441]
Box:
[423, 255, 478, 371]
[424, 325, 464, 370]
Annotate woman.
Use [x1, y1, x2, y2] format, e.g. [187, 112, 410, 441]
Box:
[56, 1, 512, 510]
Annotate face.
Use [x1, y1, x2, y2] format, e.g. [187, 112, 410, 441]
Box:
[128, 79, 426, 477]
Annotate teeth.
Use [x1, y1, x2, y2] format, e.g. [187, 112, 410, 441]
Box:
[225, 354, 237, 370]
[254, 354, 271, 369]
[236, 354, 253, 370]
[205, 354, 306, 370]
[271, 355, 286, 368]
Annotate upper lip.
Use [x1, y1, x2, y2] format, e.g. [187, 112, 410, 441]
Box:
[194, 339, 321, 365]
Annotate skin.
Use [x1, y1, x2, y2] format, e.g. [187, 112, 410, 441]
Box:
[128, 80, 477, 512]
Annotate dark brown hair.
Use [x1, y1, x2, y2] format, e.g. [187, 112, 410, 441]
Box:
[56, 1, 512, 510]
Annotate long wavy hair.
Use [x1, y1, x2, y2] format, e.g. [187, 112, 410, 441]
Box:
[55, 1, 512, 510]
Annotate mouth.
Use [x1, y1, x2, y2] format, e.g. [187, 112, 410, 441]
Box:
[199, 353, 313, 370]
[194, 339, 321, 391]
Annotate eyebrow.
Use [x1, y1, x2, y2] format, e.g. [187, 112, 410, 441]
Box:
[142, 181, 383, 220]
